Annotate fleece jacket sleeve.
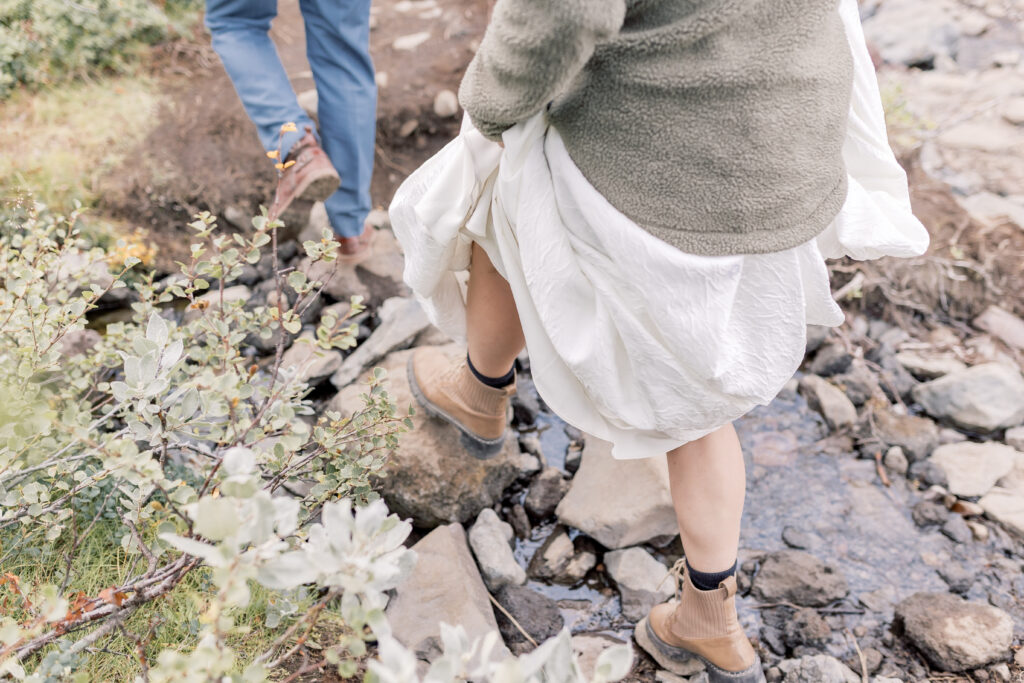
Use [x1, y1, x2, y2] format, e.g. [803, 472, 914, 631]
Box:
[458, 0, 627, 140]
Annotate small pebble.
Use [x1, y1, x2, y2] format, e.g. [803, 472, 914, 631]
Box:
[883, 446, 909, 475]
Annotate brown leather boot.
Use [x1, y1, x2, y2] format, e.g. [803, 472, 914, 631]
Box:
[407, 346, 514, 459]
[269, 127, 340, 224]
[636, 560, 764, 683]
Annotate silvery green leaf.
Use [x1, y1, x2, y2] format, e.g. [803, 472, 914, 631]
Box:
[179, 387, 200, 418]
[592, 644, 633, 682]
[256, 552, 318, 590]
[193, 497, 241, 541]
[159, 533, 226, 566]
[161, 339, 184, 369]
[147, 313, 168, 346]
[110, 381, 131, 402]
[222, 447, 256, 476]
[124, 356, 141, 387]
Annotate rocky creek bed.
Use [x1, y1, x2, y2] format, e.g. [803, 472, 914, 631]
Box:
[71, 0, 1024, 679]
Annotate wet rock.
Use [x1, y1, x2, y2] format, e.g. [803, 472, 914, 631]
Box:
[527, 526, 574, 581]
[753, 550, 848, 607]
[911, 500, 948, 527]
[603, 547, 673, 621]
[941, 515, 974, 545]
[183, 284, 252, 323]
[783, 608, 831, 648]
[895, 351, 967, 380]
[928, 442, 1018, 497]
[832, 361, 880, 405]
[564, 551, 598, 583]
[908, 460, 949, 488]
[511, 391, 540, 426]
[524, 467, 571, 520]
[1006, 426, 1024, 451]
[798, 375, 857, 430]
[493, 584, 563, 651]
[572, 634, 631, 681]
[507, 503, 531, 539]
[883, 446, 909, 475]
[895, 592, 1013, 671]
[330, 296, 429, 389]
[517, 453, 542, 477]
[433, 89, 460, 118]
[938, 562, 975, 594]
[979, 487, 1024, 537]
[870, 409, 940, 462]
[330, 347, 519, 527]
[809, 343, 853, 377]
[777, 654, 859, 683]
[556, 437, 677, 549]
[974, 305, 1024, 351]
[912, 363, 1024, 433]
[57, 328, 101, 358]
[565, 446, 582, 474]
[279, 332, 343, 385]
[468, 508, 526, 591]
[387, 523, 507, 664]
[518, 432, 543, 459]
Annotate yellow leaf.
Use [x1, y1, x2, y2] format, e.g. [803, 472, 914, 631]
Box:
[275, 162, 285, 170]
[266, 150, 280, 160]
[280, 122, 298, 133]
[282, 159, 296, 169]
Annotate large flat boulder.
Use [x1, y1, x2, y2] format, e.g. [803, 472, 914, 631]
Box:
[330, 345, 520, 527]
[386, 523, 507, 665]
[928, 442, 1018, 497]
[912, 363, 1024, 433]
[555, 437, 677, 549]
[895, 592, 1013, 671]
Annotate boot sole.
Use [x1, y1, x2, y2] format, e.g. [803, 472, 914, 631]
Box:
[406, 355, 506, 460]
[273, 169, 340, 220]
[635, 617, 765, 683]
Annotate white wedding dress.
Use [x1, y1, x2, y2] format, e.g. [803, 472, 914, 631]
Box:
[389, 0, 929, 460]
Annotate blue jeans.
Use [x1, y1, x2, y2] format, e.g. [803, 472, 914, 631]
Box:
[205, 0, 376, 238]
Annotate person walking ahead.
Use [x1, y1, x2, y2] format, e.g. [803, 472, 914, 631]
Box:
[390, 0, 929, 680]
[205, 0, 376, 258]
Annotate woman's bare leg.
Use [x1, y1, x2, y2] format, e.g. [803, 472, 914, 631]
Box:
[666, 423, 746, 572]
[466, 241, 525, 376]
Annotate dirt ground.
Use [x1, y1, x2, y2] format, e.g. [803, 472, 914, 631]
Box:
[100, 0, 488, 272]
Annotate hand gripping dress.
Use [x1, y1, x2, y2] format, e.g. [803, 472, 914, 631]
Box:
[389, 0, 929, 460]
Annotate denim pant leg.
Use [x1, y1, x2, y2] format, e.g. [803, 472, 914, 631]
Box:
[299, 0, 377, 238]
[205, 0, 315, 157]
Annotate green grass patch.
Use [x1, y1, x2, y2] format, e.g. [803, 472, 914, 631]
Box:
[2, 520, 328, 680]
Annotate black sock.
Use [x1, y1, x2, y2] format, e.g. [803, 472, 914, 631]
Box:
[466, 354, 515, 388]
[686, 560, 737, 591]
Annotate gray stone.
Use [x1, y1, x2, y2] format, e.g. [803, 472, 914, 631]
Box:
[911, 500, 948, 528]
[777, 655, 859, 683]
[555, 437, 677, 549]
[279, 332, 343, 385]
[781, 526, 816, 550]
[806, 325, 831, 354]
[329, 347, 519, 527]
[883, 446, 909, 475]
[386, 524, 507, 665]
[979, 487, 1024, 537]
[57, 328, 101, 358]
[908, 460, 949, 488]
[603, 547, 673, 621]
[356, 229, 409, 302]
[928, 442, 1018, 497]
[895, 351, 967, 380]
[493, 584, 563, 650]
[798, 375, 858, 430]
[783, 608, 831, 648]
[895, 593, 1013, 671]
[912, 363, 1024, 433]
[527, 526, 575, 581]
[974, 306, 1024, 351]
[753, 550, 848, 607]
[524, 467, 571, 520]
[468, 508, 526, 591]
[564, 551, 598, 583]
[330, 296, 429, 389]
[832, 361, 881, 406]
[809, 343, 853, 377]
[941, 515, 974, 545]
[937, 562, 975, 594]
[1006, 426, 1024, 451]
[870, 408, 940, 462]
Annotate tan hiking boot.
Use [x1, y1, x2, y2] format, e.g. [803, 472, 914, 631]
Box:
[636, 559, 764, 683]
[269, 127, 340, 224]
[335, 223, 376, 265]
[407, 346, 514, 459]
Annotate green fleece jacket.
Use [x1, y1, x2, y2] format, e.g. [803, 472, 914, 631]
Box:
[458, 0, 854, 256]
